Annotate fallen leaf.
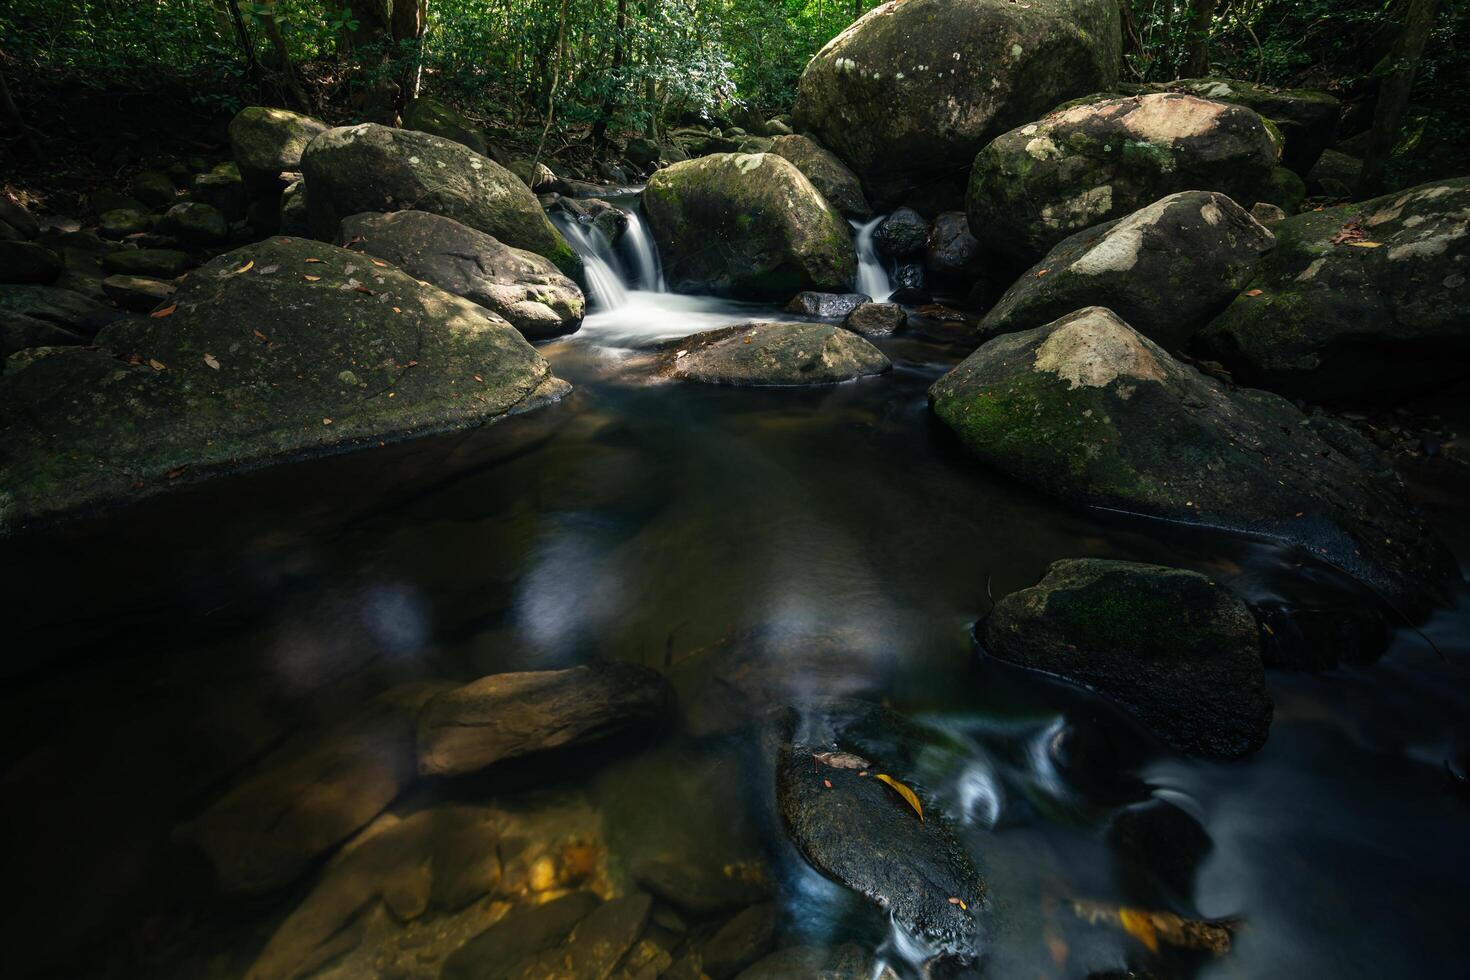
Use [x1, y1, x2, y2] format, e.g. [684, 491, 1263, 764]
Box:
[147, 359, 166, 371]
[354, 286, 374, 295]
[231, 259, 254, 275]
[151, 304, 177, 318]
[1245, 289, 1263, 297]
[1036, 268, 1049, 277]
[392, 306, 402, 313]
[874, 774, 923, 822]
[303, 274, 322, 281]
[1331, 219, 1367, 245]
[1347, 241, 1384, 248]
[823, 779, 833, 789]
[814, 751, 871, 770]
[304, 257, 324, 263]
[165, 466, 188, 479]
[473, 374, 484, 383]
[202, 353, 220, 370]
[322, 418, 333, 425]
[1119, 908, 1159, 954]
[252, 329, 269, 341]
[1071, 900, 1238, 957]
[371, 258, 389, 267]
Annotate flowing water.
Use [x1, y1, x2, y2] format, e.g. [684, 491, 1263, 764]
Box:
[3, 195, 1468, 980]
[853, 216, 893, 302]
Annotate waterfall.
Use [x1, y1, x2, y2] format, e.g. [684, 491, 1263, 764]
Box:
[851, 216, 892, 302]
[548, 210, 628, 309]
[621, 211, 665, 292]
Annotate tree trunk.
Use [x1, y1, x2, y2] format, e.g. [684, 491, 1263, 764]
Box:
[1183, 0, 1217, 77]
[1358, 0, 1442, 195]
[222, 0, 261, 82]
[532, 0, 572, 174]
[1159, 0, 1175, 80]
[259, 0, 312, 111]
[590, 0, 628, 148]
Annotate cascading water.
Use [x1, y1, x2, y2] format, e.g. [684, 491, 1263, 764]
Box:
[852, 216, 892, 302]
[548, 210, 629, 309]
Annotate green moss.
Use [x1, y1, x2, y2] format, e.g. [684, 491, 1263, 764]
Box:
[1049, 586, 1190, 654]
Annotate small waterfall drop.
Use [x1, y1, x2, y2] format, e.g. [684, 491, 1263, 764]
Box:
[852, 216, 892, 302]
[548, 209, 628, 309]
[621, 210, 665, 292]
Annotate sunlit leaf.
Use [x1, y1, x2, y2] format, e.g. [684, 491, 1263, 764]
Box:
[231, 259, 254, 275]
[875, 773, 923, 821]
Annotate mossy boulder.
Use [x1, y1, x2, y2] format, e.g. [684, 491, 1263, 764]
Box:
[0, 237, 569, 531]
[97, 208, 151, 240]
[103, 248, 192, 279]
[340, 210, 584, 340]
[984, 559, 1271, 758]
[657, 321, 889, 385]
[190, 164, 247, 222]
[968, 93, 1297, 264]
[1199, 177, 1470, 403]
[130, 170, 178, 208]
[928, 307, 1457, 611]
[156, 201, 228, 247]
[981, 191, 1276, 350]
[301, 124, 580, 278]
[101, 274, 175, 312]
[768, 134, 871, 219]
[401, 96, 490, 156]
[791, 0, 1122, 206]
[228, 106, 330, 192]
[643, 153, 857, 299]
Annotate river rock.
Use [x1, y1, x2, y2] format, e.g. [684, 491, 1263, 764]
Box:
[1199, 177, 1470, 403]
[643, 153, 857, 299]
[774, 700, 985, 962]
[983, 559, 1271, 758]
[229, 105, 330, 193]
[928, 307, 1457, 611]
[768, 134, 872, 219]
[190, 164, 248, 222]
[340, 210, 585, 340]
[442, 892, 603, 980]
[98, 208, 150, 240]
[968, 93, 1300, 264]
[924, 211, 981, 281]
[1309, 148, 1362, 198]
[554, 196, 628, 244]
[507, 893, 652, 980]
[156, 201, 229, 247]
[0, 241, 62, 284]
[874, 207, 928, 258]
[980, 191, 1276, 350]
[102, 247, 192, 278]
[402, 96, 490, 156]
[417, 662, 670, 777]
[702, 904, 777, 980]
[101, 274, 174, 312]
[130, 170, 177, 208]
[301, 123, 580, 277]
[843, 301, 906, 337]
[784, 291, 870, 320]
[1, 284, 124, 356]
[625, 136, 661, 171]
[0, 237, 569, 530]
[1107, 798, 1213, 905]
[792, 0, 1122, 206]
[658, 321, 889, 386]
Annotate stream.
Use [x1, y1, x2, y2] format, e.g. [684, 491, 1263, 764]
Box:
[2, 190, 1468, 980]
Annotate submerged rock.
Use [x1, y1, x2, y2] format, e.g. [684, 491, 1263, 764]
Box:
[228, 105, 329, 193]
[658, 321, 889, 386]
[983, 559, 1271, 758]
[301, 123, 579, 277]
[981, 191, 1276, 350]
[0, 237, 569, 530]
[792, 0, 1122, 205]
[768, 134, 872, 219]
[401, 96, 490, 156]
[341, 210, 584, 340]
[643, 153, 856, 299]
[928, 307, 1457, 611]
[417, 662, 670, 777]
[784, 291, 870, 320]
[1199, 177, 1470, 403]
[969, 93, 1300, 264]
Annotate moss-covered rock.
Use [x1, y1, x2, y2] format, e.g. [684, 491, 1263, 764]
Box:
[97, 208, 151, 240]
[340, 210, 584, 340]
[130, 170, 178, 208]
[928, 307, 1457, 611]
[278, 179, 310, 236]
[101, 274, 175, 312]
[228, 106, 330, 192]
[984, 559, 1271, 758]
[301, 124, 580, 278]
[1308, 147, 1363, 198]
[968, 93, 1295, 264]
[190, 163, 247, 222]
[643, 153, 856, 299]
[981, 191, 1276, 350]
[101, 248, 192, 279]
[792, 0, 1121, 206]
[658, 321, 889, 385]
[156, 201, 228, 247]
[768, 134, 872, 219]
[401, 96, 489, 156]
[0, 237, 569, 531]
[1199, 177, 1470, 403]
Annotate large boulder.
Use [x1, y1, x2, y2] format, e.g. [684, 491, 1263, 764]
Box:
[643, 153, 857, 299]
[228, 106, 329, 193]
[340, 210, 584, 341]
[984, 559, 1272, 758]
[768, 134, 872, 219]
[980, 191, 1276, 350]
[1199, 177, 1470, 404]
[0, 237, 569, 530]
[1, 284, 123, 355]
[968, 93, 1299, 264]
[928, 307, 1457, 612]
[657, 321, 890, 386]
[792, 0, 1122, 206]
[300, 123, 579, 277]
[401, 96, 490, 156]
[156, 201, 229, 247]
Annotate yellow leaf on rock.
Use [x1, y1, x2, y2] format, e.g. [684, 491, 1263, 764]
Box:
[1119, 908, 1160, 954]
[202, 353, 220, 370]
[1347, 241, 1384, 248]
[874, 774, 923, 822]
[232, 260, 254, 275]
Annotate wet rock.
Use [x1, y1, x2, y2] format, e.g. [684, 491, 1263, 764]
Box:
[983, 559, 1271, 757]
[102, 247, 192, 278]
[701, 903, 777, 980]
[509, 893, 652, 980]
[0, 284, 123, 356]
[441, 891, 602, 980]
[1107, 798, 1213, 905]
[768, 134, 872, 220]
[928, 307, 1457, 612]
[1255, 600, 1391, 669]
[843, 302, 906, 337]
[101, 273, 174, 312]
[155, 201, 228, 247]
[0, 241, 62, 284]
[0, 237, 569, 530]
[904, 303, 977, 343]
[874, 207, 928, 258]
[1199, 177, 1470, 404]
[734, 944, 888, 980]
[969, 93, 1299, 264]
[980, 191, 1276, 350]
[341, 210, 585, 340]
[98, 208, 151, 240]
[417, 662, 670, 777]
[228, 105, 330, 193]
[657, 321, 889, 386]
[784, 291, 870, 320]
[792, 0, 1122, 206]
[554, 196, 629, 244]
[190, 164, 248, 222]
[774, 700, 985, 962]
[130, 170, 178, 208]
[924, 211, 981, 281]
[643, 153, 856, 299]
[402, 96, 490, 156]
[301, 123, 579, 277]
